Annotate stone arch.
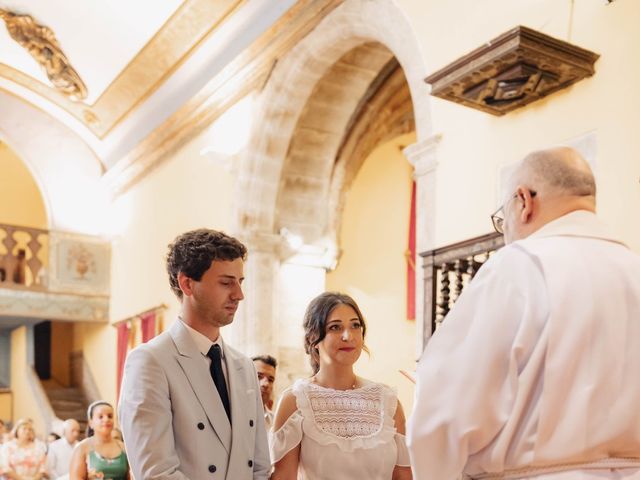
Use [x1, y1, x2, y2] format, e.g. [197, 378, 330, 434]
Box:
[327, 58, 415, 250]
[234, 0, 431, 239]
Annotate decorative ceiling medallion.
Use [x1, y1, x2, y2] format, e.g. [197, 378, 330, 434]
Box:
[424, 26, 599, 116]
[0, 9, 87, 101]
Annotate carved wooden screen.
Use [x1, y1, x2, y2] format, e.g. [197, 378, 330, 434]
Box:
[419, 232, 504, 349]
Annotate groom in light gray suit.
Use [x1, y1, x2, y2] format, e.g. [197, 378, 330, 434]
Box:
[119, 229, 269, 480]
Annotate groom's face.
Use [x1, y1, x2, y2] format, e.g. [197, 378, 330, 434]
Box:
[184, 258, 245, 327]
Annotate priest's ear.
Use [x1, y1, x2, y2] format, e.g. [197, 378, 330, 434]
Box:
[515, 186, 536, 224]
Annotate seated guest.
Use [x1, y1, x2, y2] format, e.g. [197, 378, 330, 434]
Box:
[69, 401, 129, 480]
[0, 418, 47, 480]
[47, 419, 80, 479]
[270, 292, 412, 480]
[252, 355, 278, 429]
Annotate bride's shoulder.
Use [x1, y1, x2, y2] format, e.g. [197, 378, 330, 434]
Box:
[273, 387, 300, 431]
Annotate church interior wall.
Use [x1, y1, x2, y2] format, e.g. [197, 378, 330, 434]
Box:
[0, 142, 48, 230]
[0, 391, 10, 422]
[9, 326, 45, 434]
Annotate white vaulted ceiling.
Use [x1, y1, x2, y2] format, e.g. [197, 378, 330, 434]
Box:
[0, 0, 308, 170]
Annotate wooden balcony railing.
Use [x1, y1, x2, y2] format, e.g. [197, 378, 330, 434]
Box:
[0, 223, 49, 289]
[419, 232, 504, 348]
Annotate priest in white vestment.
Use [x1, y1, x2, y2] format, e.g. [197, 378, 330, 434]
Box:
[408, 147, 640, 479]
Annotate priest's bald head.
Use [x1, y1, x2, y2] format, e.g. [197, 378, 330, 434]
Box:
[494, 146, 596, 244]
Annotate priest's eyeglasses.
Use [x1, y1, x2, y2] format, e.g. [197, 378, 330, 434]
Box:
[491, 190, 537, 234]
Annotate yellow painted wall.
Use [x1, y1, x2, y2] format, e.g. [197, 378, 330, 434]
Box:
[87, 118, 239, 407]
[326, 133, 417, 413]
[0, 390, 12, 421]
[10, 326, 45, 434]
[50, 322, 73, 387]
[395, 0, 640, 251]
[0, 142, 47, 229]
[75, 322, 116, 400]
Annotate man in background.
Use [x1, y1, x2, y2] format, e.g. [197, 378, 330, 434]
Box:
[47, 419, 80, 479]
[252, 355, 277, 429]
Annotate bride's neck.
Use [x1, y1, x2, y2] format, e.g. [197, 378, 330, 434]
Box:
[313, 365, 357, 390]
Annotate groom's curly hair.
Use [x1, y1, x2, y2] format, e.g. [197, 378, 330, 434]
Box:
[166, 229, 247, 299]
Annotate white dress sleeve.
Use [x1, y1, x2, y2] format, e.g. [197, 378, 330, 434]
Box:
[394, 433, 410, 467]
[269, 410, 303, 464]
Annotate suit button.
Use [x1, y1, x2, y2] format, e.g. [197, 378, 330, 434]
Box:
[209, 465, 216, 473]
[197, 422, 205, 430]
[248, 460, 253, 467]
[249, 419, 254, 427]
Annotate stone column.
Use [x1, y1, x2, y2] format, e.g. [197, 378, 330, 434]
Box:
[275, 243, 338, 388]
[232, 229, 339, 394]
[403, 133, 441, 356]
[229, 230, 281, 357]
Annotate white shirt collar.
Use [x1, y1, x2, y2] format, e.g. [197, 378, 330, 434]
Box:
[180, 319, 224, 358]
[527, 210, 626, 247]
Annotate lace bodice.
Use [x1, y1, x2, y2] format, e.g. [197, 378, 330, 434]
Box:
[270, 378, 410, 479]
[306, 380, 385, 439]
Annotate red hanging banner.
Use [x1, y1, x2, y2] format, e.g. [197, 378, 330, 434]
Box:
[116, 322, 130, 399]
[140, 311, 157, 343]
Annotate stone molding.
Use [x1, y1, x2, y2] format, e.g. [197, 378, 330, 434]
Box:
[404, 133, 442, 178]
[0, 287, 108, 322]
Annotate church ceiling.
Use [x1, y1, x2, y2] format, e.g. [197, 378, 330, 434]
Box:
[0, 0, 340, 178]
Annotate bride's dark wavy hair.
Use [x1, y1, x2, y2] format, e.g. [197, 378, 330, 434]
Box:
[303, 292, 368, 374]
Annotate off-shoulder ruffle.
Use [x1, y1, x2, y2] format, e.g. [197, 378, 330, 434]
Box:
[270, 410, 303, 464]
[290, 378, 399, 453]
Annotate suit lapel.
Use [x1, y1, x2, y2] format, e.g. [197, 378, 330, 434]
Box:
[224, 341, 251, 476]
[170, 321, 232, 453]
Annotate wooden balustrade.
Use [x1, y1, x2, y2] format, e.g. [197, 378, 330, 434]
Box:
[0, 223, 49, 289]
[420, 232, 505, 348]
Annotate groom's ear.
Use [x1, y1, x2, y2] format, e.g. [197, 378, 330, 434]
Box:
[177, 271, 194, 298]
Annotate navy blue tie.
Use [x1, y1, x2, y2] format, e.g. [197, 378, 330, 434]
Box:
[207, 344, 231, 422]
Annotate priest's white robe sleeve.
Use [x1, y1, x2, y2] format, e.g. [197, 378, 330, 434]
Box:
[407, 245, 549, 480]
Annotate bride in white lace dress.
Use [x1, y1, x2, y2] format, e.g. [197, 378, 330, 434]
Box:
[270, 292, 412, 480]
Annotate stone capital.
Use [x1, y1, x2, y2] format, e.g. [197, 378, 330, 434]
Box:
[282, 242, 339, 271]
[403, 133, 442, 178]
[237, 229, 283, 255]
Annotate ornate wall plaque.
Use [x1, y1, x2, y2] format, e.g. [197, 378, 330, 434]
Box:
[424, 26, 599, 116]
[48, 232, 110, 296]
[0, 9, 87, 101]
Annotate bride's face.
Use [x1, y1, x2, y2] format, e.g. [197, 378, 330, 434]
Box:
[317, 304, 364, 368]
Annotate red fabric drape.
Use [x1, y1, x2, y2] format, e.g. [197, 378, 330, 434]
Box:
[116, 322, 130, 399]
[407, 181, 417, 320]
[141, 311, 157, 343]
